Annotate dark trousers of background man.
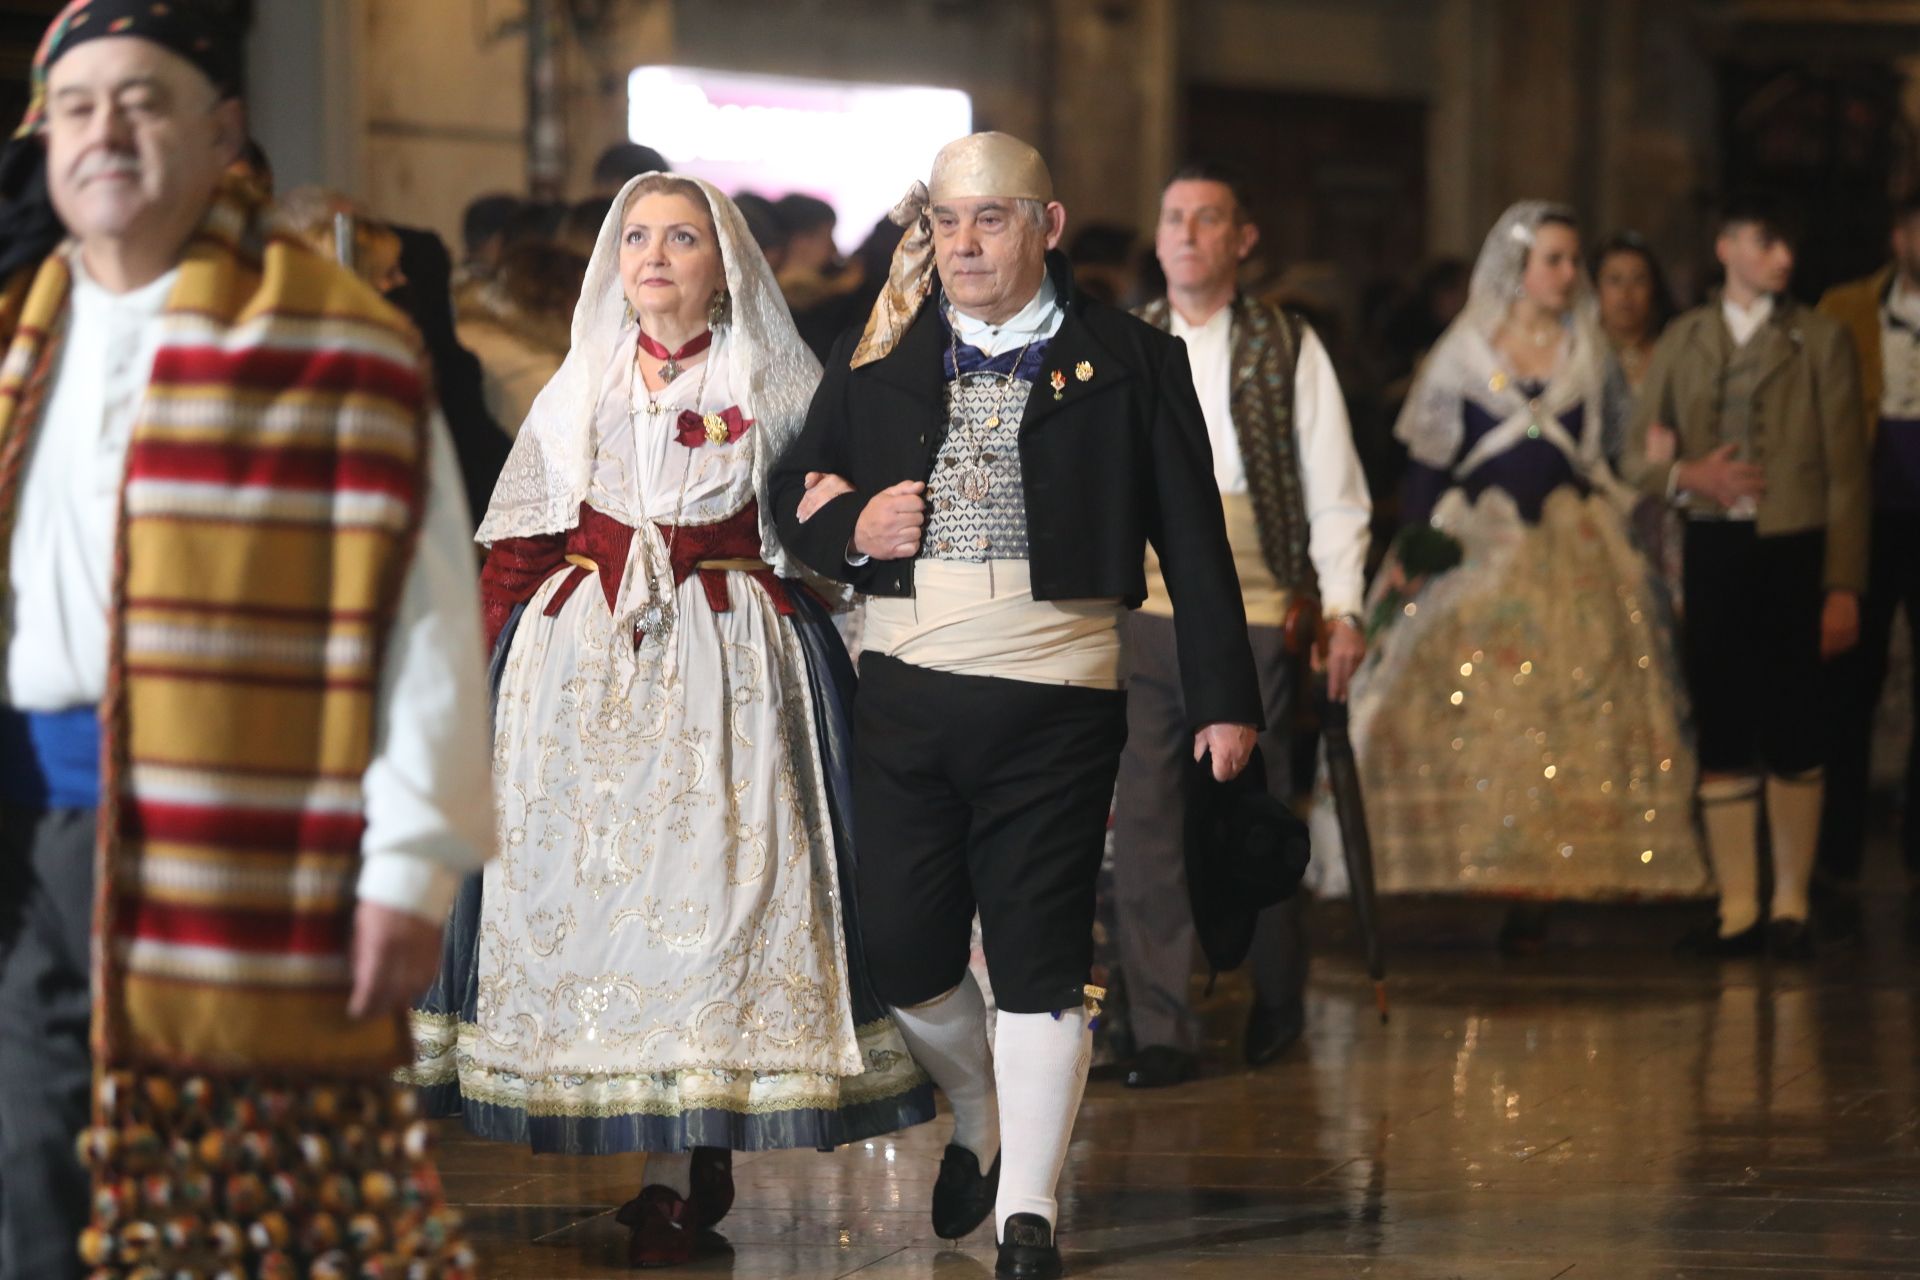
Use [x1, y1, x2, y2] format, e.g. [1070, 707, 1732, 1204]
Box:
[1111, 614, 1308, 1055]
[1820, 509, 1920, 883]
[0, 805, 95, 1280]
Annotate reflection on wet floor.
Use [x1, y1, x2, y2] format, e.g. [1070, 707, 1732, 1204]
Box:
[447, 872, 1920, 1277]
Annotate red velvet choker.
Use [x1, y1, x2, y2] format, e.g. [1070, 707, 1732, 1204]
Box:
[636, 327, 713, 382]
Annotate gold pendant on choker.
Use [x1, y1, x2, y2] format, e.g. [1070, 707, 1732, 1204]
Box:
[659, 359, 682, 383]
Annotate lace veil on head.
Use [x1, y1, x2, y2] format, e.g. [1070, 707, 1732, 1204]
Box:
[475, 173, 822, 578]
[1394, 200, 1612, 474]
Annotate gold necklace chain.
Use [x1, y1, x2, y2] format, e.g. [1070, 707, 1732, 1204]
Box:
[943, 316, 1041, 506]
[615, 330, 716, 639]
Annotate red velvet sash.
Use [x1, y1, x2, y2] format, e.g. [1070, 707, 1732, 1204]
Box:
[479, 500, 794, 650]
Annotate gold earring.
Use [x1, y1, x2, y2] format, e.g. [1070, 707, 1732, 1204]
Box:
[708, 289, 730, 329]
[623, 298, 634, 327]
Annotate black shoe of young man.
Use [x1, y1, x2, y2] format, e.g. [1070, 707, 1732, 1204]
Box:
[931, 1143, 1000, 1240]
[1675, 921, 1765, 958]
[1767, 917, 1814, 961]
[1123, 1045, 1197, 1089]
[996, 1212, 1064, 1279]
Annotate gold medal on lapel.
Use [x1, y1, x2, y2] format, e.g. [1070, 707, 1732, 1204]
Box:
[1075, 360, 1093, 382]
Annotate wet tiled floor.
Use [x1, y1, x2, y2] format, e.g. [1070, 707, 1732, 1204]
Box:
[445, 852, 1920, 1277]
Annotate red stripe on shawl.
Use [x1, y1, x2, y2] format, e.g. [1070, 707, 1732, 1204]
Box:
[124, 440, 422, 501]
[149, 345, 423, 405]
[123, 800, 368, 855]
[114, 896, 350, 955]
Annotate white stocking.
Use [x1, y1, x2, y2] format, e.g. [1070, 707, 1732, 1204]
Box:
[888, 973, 1000, 1166]
[992, 1007, 1092, 1239]
[1701, 775, 1762, 936]
[1767, 769, 1824, 923]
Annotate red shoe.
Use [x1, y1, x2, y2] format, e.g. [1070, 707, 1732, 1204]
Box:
[684, 1147, 736, 1231]
[624, 1185, 695, 1269]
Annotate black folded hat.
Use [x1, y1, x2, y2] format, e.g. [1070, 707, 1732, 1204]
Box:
[1183, 745, 1311, 982]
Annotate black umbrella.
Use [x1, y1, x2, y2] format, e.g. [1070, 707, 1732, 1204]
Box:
[1318, 677, 1388, 1022]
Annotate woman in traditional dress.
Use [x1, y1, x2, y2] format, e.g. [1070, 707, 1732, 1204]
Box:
[1591, 230, 1677, 398]
[411, 173, 933, 1267]
[1592, 230, 1686, 608]
[1324, 201, 1706, 917]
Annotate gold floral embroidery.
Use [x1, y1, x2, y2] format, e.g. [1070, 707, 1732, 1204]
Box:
[470, 555, 863, 1089]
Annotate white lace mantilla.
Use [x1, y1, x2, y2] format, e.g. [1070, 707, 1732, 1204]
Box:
[476, 173, 821, 586]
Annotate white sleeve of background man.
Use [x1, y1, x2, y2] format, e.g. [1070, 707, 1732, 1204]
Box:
[1291, 323, 1372, 618]
[356, 409, 495, 922]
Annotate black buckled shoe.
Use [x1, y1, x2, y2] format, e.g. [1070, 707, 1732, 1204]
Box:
[931, 1143, 1000, 1240]
[1123, 1045, 1197, 1090]
[996, 1212, 1063, 1279]
[1244, 1001, 1304, 1068]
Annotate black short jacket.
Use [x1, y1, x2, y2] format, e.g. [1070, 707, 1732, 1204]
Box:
[769, 254, 1262, 730]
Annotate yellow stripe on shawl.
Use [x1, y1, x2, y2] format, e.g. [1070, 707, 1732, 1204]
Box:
[125, 523, 407, 614]
[126, 679, 377, 777]
[120, 979, 406, 1075]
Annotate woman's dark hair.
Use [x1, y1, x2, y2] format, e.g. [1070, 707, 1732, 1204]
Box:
[731, 192, 789, 255]
[774, 193, 836, 236]
[1589, 230, 1677, 336]
[461, 193, 522, 259]
[563, 196, 612, 245]
[593, 142, 670, 187]
[502, 200, 568, 251]
[496, 242, 589, 322]
[1518, 210, 1579, 273]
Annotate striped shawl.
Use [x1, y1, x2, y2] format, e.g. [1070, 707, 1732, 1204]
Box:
[0, 176, 429, 1076]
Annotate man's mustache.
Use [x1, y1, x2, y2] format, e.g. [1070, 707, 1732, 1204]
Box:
[72, 151, 140, 183]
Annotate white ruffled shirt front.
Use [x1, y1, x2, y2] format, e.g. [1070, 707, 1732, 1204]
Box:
[946, 275, 1065, 355]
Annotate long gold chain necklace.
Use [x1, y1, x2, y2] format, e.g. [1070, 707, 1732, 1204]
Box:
[618, 331, 714, 640]
[944, 320, 1040, 505]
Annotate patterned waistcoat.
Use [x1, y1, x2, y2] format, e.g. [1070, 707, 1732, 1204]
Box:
[1136, 294, 1314, 598]
[924, 374, 1035, 560]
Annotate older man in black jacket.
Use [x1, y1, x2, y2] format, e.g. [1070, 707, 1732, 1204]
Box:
[770, 132, 1259, 1280]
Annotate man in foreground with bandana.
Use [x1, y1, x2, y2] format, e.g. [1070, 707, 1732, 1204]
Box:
[771, 133, 1261, 1279]
[0, 5, 492, 1276]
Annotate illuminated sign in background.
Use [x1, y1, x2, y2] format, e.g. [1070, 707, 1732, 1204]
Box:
[628, 66, 973, 254]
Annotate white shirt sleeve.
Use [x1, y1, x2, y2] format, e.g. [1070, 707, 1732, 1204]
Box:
[1291, 325, 1373, 617]
[356, 410, 495, 922]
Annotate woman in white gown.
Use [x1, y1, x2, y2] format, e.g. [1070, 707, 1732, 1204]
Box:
[1319, 202, 1706, 911]
[412, 174, 932, 1267]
